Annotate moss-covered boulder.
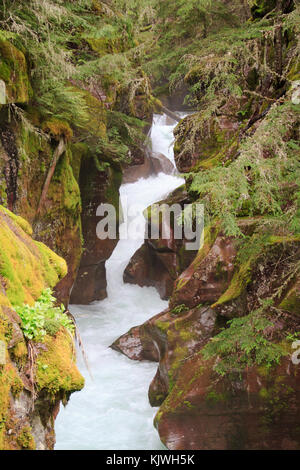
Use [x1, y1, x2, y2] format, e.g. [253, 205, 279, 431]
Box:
[0, 205, 67, 306]
[155, 351, 300, 450]
[0, 39, 31, 104]
[173, 113, 240, 173]
[212, 236, 300, 319]
[170, 225, 237, 309]
[0, 207, 83, 450]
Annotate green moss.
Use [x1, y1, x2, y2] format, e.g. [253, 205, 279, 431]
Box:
[36, 330, 84, 399]
[168, 345, 188, 393]
[44, 318, 61, 337]
[11, 341, 27, 366]
[0, 206, 32, 236]
[70, 85, 107, 138]
[171, 304, 189, 315]
[259, 387, 269, 399]
[70, 142, 89, 182]
[16, 426, 36, 450]
[279, 282, 300, 315]
[183, 400, 195, 409]
[156, 320, 170, 333]
[0, 206, 67, 306]
[105, 167, 122, 222]
[173, 222, 220, 294]
[42, 119, 73, 142]
[0, 40, 31, 103]
[212, 255, 253, 307]
[213, 235, 300, 308]
[34, 241, 67, 289]
[0, 360, 23, 449]
[205, 389, 229, 406]
[157, 358, 208, 420]
[259, 381, 295, 425]
[287, 59, 300, 82]
[49, 151, 82, 217]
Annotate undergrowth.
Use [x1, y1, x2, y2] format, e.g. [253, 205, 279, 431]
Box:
[15, 288, 74, 341]
[201, 299, 287, 376]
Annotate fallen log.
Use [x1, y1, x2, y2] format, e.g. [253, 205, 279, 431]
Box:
[160, 105, 182, 123]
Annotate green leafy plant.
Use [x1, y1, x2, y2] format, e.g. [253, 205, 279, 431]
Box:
[202, 300, 286, 376]
[171, 304, 189, 315]
[15, 288, 74, 341]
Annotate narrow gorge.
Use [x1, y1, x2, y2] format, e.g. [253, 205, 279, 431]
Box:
[0, 0, 299, 451]
[55, 113, 183, 450]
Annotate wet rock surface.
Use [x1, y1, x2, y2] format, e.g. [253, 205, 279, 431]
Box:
[124, 185, 197, 300]
[156, 355, 300, 450]
[123, 151, 175, 184]
[70, 158, 121, 305]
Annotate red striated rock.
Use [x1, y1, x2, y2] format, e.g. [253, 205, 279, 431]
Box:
[123, 185, 198, 300]
[171, 233, 237, 309]
[155, 355, 300, 450]
[70, 157, 121, 304]
[111, 323, 159, 362]
[123, 150, 175, 184]
[120, 224, 300, 449]
[148, 236, 300, 449]
[147, 306, 217, 406]
[150, 152, 175, 176]
[123, 242, 177, 300]
[112, 305, 217, 406]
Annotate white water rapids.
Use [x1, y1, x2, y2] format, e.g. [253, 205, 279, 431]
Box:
[55, 114, 184, 450]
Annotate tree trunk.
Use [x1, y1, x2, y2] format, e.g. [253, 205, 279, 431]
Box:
[36, 138, 66, 215]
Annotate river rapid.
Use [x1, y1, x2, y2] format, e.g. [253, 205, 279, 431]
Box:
[55, 113, 184, 450]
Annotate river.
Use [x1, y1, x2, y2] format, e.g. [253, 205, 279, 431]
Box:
[55, 113, 184, 450]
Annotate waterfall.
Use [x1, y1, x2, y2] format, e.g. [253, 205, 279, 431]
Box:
[55, 114, 184, 450]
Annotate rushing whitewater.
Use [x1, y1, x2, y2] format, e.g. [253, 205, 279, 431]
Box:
[55, 114, 184, 450]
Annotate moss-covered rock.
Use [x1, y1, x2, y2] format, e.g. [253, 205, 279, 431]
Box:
[173, 113, 241, 173]
[0, 206, 67, 306]
[212, 236, 300, 318]
[155, 351, 300, 450]
[36, 329, 84, 399]
[0, 39, 31, 103]
[41, 119, 73, 142]
[279, 278, 300, 316]
[0, 206, 83, 450]
[250, 0, 295, 19]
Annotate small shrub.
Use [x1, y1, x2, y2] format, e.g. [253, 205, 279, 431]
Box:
[44, 318, 61, 337]
[15, 288, 74, 341]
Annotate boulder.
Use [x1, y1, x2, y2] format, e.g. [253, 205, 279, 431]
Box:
[155, 354, 300, 450]
[70, 156, 121, 304]
[123, 185, 197, 299]
[123, 151, 175, 184]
